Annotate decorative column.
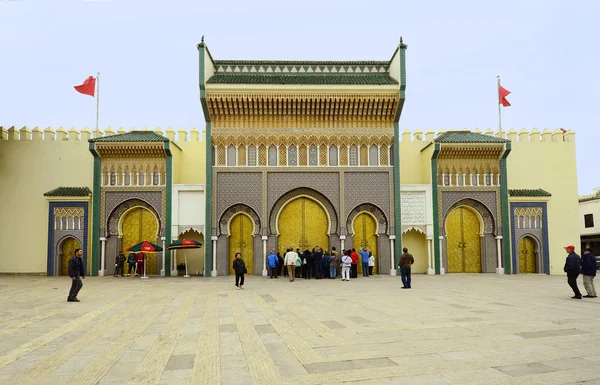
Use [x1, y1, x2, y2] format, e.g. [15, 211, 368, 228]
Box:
[389, 235, 396, 276]
[438, 235, 445, 275]
[160, 236, 166, 276]
[495, 236, 504, 274]
[99, 237, 107, 276]
[262, 236, 268, 276]
[427, 237, 435, 275]
[340, 235, 346, 252]
[172, 248, 178, 276]
[211, 236, 218, 277]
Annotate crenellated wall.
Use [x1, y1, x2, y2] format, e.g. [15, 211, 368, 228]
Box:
[0, 126, 578, 275]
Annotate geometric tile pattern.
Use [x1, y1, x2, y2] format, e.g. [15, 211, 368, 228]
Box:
[216, 172, 263, 227]
[344, 172, 391, 225]
[102, 191, 164, 235]
[1, 275, 600, 385]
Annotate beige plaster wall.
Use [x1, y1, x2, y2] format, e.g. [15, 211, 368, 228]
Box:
[506, 130, 579, 275]
[0, 138, 93, 273]
[173, 140, 206, 185]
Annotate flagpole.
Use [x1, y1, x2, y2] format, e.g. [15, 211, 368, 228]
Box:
[95, 72, 100, 138]
[497, 75, 503, 134]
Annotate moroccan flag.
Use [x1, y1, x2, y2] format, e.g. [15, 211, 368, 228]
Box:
[74, 76, 96, 97]
[498, 84, 511, 107]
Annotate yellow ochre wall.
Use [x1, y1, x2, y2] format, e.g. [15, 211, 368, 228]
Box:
[506, 129, 579, 275]
[0, 127, 578, 276]
[0, 128, 93, 274]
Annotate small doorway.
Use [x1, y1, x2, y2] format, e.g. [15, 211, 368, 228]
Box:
[59, 237, 81, 276]
[518, 236, 537, 274]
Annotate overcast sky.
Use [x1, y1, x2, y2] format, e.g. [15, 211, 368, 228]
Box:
[1, 0, 598, 194]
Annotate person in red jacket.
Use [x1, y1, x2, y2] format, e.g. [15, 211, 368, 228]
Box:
[350, 248, 359, 278]
[136, 252, 146, 275]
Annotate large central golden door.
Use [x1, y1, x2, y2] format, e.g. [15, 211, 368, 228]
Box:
[121, 207, 158, 275]
[278, 197, 329, 254]
[446, 207, 481, 273]
[518, 236, 536, 273]
[354, 213, 378, 275]
[60, 237, 81, 276]
[229, 214, 254, 275]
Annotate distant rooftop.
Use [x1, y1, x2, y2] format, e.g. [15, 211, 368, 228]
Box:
[89, 131, 169, 143]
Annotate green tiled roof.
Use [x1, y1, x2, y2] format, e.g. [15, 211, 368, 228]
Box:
[214, 60, 390, 66]
[207, 74, 398, 85]
[44, 187, 92, 197]
[89, 131, 169, 143]
[508, 189, 552, 197]
[435, 131, 510, 143]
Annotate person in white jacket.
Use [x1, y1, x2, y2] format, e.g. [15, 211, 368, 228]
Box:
[341, 251, 352, 281]
[368, 252, 375, 275]
[283, 248, 299, 282]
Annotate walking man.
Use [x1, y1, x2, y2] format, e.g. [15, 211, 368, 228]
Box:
[267, 249, 279, 278]
[350, 248, 359, 278]
[563, 245, 582, 299]
[67, 248, 85, 302]
[233, 252, 246, 289]
[284, 248, 299, 282]
[398, 247, 414, 289]
[581, 248, 597, 298]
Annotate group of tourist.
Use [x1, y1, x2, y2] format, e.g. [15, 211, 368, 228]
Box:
[264, 246, 376, 283]
[563, 245, 597, 299]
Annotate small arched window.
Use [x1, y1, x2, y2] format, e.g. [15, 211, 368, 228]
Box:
[227, 145, 237, 166]
[329, 145, 338, 166]
[369, 145, 378, 166]
[247, 145, 257, 166]
[55, 217, 60, 230]
[349, 145, 358, 166]
[61, 217, 67, 230]
[536, 215, 542, 229]
[288, 145, 297, 166]
[268, 146, 277, 166]
[309, 145, 318, 166]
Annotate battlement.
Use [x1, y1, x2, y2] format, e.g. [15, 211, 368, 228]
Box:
[1, 126, 575, 144]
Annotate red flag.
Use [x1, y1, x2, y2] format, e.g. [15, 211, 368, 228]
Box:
[74, 76, 96, 97]
[498, 84, 511, 107]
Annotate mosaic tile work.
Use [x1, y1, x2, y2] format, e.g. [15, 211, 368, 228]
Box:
[344, 172, 391, 221]
[216, 172, 263, 228]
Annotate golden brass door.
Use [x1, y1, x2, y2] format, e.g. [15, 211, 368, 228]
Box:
[278, 197, 329, 254]
[518, 236, 536, 273]
[122, 207, 158, 275]
[229, 214, 254, 275]
[60, 237, 81, 276]
[354, 213, 378, 275]
[446, 207, 481, 273]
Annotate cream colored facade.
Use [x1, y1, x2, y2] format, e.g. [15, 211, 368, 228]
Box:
[579, 188, 600, 254]
[0, 125, 579, 276]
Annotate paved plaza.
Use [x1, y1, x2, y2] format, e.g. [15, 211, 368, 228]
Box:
[0, 274, 599, 385]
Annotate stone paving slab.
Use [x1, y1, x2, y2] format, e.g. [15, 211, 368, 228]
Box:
[0, 274, 599, 384]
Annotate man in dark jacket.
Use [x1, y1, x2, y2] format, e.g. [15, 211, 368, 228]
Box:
[398, 247, 415, 289]
[232, 252, 246, 289]
[114, 252, 126, 277]
[563, 245, 582, 299]
[67, 248, 85, 302]
[127, 253, 136, 276]
[312, 246, 323, 279]
[581, 248, 597, 298]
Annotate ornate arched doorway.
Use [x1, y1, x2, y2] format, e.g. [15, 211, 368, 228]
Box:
[178, 229, 204, 276]
[59, 237, 81, 276]
[277, 196, 329, 254]
[518, 236, 537, 274]
[228, 214, 254, 275]
[352, 212, 378, 275]
[120, 207, 159, 275]
[445, 206, 482, 273]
